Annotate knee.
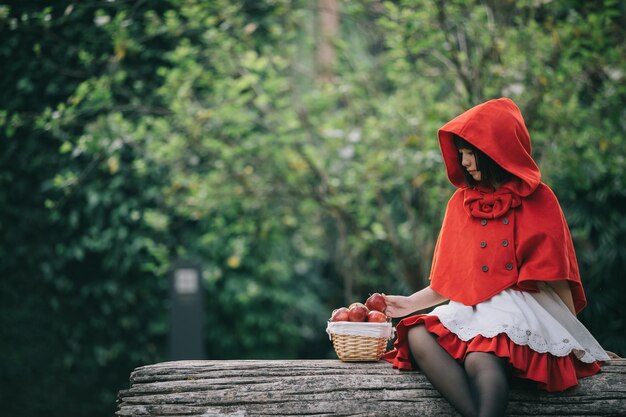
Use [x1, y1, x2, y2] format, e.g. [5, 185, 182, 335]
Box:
[464, 352, 489, 374]
[464, 352, 507, 378]
[407, 325, 433, 361]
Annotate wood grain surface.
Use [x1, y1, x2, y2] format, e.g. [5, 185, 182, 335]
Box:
[116, 358, 626, 416]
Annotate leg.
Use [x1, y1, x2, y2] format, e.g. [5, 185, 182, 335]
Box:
[464, 352, 509, 417]
[407, 325, 477, 417]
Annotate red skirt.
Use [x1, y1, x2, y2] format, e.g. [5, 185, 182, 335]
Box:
[382, 314, 602, 392]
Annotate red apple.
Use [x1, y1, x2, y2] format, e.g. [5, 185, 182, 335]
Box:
[365, 293, 387, 313]
[348, 302, 369, 322]
[367, 310, 388, 323]
[330, 307, 350, 322]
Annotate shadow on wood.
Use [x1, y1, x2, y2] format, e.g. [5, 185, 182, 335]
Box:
[116, 359, 626, 416]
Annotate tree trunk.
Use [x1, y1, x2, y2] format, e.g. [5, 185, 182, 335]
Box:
[317, 0, 340, 82]
[117, 359, 626, 416]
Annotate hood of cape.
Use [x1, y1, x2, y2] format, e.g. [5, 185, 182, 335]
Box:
[438, 97, 541, 196]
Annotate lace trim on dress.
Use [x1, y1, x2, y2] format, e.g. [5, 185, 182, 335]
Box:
[437, 317, 604, 363]
[429, 285, 611, 363]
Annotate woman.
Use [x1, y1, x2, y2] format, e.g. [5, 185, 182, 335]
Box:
[382, 98, 612, 417]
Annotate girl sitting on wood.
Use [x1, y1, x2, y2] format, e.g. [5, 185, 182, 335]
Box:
[382, 98, 613, 417]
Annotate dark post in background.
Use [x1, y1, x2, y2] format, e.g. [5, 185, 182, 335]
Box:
[169, 261, 205, 360]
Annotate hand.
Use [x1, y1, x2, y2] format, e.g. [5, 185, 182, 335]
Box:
[606, 351, 621, 359]
[382, 294, 417, 318]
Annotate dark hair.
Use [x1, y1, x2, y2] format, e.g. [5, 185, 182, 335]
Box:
[452, 134, 512, 188]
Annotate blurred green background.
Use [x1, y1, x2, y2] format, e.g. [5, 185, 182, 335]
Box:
[1, 0, 624, 416]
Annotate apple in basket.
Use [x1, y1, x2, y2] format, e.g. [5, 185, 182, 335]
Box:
[348, 302, 369, 322]
[367, 310, 388, 322]
[365, 292, 387, 313]
[330, 307, 350, 322]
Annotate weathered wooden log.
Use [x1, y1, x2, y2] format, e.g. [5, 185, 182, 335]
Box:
[116, 359, 626, 416]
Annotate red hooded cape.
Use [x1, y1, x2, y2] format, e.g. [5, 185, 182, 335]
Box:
[430, 98, 586, 313]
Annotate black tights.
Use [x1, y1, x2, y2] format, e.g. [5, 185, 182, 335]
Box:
[407, 325, 509, 417]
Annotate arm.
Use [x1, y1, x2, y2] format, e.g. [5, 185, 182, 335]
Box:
[547, 280, 576, 315]
[383, 286, 448, 318]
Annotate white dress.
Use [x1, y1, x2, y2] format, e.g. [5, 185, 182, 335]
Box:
[429, 282, 609, 364]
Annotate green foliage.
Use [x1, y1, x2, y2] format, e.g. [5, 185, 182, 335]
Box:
[1, 1, 624, 416]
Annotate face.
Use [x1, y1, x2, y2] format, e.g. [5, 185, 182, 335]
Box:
[458, 148, 482, 182]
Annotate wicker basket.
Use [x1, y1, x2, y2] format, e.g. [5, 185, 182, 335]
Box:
[326, 321, 393, 362]
[331, 333, 388, 362]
